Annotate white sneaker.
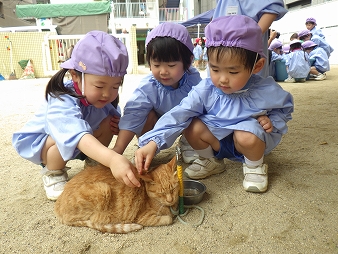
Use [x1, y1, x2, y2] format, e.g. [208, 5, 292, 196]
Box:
[184, 157, 226, 179]
[243, 164, 268, 193]
[284, 77, 296, 83]
[309, 74, 317, 80]
[41, 168, 68, 200]
[179, 135, 199, 163]
[314, 73, 326, 81]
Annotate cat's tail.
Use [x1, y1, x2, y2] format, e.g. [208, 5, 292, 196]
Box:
[74, 221, 143, 233]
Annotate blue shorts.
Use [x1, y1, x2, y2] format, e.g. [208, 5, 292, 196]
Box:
[315, 66, 325, 74]
[213, 133, 244, 163]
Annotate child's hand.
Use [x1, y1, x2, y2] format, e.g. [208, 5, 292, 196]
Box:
[110, 115, 120, 135]
[110, 155, 140, 188]
[134, 141, 157, 174]
[257, 115, 273, 133]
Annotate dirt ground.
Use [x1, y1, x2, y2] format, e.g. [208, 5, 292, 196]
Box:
[1, 66, 338, 253]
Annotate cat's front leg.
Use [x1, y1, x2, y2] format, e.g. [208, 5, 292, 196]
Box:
[137, 213, 173, 226]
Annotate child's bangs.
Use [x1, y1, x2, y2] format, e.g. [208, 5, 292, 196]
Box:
[148, 37, 181, 62]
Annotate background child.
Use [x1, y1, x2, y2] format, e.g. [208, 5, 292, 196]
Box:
[113, 22, 201, 164]
[193, 38, 203, 69]
[298, 29, 334, 59]
[305, 17, 325, 40]
[268, 39, 284, 79]
[284, 39, 310, 83]
[12, 31, 141, 200]
[302, 40, 329, 81]
[213, 0, 287, 78]
[135, 15, 294, 193]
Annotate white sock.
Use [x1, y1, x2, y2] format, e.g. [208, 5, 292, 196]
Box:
[244, 156, 264, 168]
[195, 146, 214, 158]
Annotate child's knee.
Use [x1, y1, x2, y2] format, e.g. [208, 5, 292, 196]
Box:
[234, 131, 262, 148]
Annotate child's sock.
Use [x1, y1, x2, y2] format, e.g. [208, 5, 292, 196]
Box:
[244, 156, 264, 168]
[195, 146, 214, 158]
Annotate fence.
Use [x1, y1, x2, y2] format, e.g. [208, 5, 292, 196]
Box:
[43, 33, 134, 77]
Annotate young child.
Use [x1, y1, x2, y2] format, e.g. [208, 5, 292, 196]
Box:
[201, 43, 208, 70]
[12, 31, 141, 200]
[135, 15, 294, 193]
[213, 0, 287, 78]
[284, 39, 310, 83]
[298, 29, 334, 59]
[113, 22, 201, 164]
[305, 17, 325, 40]
[302, 40, 329, 81]
[290, 33, 298, 41]
[193, 38, 203, 69]
[268, 39, 284, 79]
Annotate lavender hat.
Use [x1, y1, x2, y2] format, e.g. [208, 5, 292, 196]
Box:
[205, 15, 266, 58]
[305, 17, 317, 25]
[302, 40, 317, 49]
[268, 39, 283, 50]
[61, 30, 128, 77]
[145, 22, 194, 53]
[298, 29, 311, 38]
[282, 44, 290, 53]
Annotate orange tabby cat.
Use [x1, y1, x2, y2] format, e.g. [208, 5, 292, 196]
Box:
[54, 156, 179, 233]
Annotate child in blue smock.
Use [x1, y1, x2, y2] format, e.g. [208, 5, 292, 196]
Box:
[113, 22, 201, 164]
[305, 17, 325, 40]
[268, 39, 283, 79]
[213, 0, 287, 78]
[12, 31, 141, 200]
[302, 40, 329, 81]
[284, 39, 310, 83]
[298, 29, 334, 59]
[135, 15, 294, 193]
[193, 38, 203, 69]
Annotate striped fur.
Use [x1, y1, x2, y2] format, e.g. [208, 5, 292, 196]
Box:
[54, 156, 179, 233]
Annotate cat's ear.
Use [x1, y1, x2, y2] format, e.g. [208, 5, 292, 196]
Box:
[139, 173, 154, 183]
[167, 156, 177, 170]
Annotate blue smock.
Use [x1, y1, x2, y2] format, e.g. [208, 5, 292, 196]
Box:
[310, 26, 325, 40]
[193, 45, 203, 60]
[213, 0, 287, 78]
[311, 35, 334, 58]
[285, 49, 310, 79]
[139, 75, 294, 158]
[309, 46, 330, 73]
[12, 80, 120, 165]
[119, 67, 201, 136]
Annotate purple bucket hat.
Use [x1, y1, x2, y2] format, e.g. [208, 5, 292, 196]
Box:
[305, 17, 317, 25]
[298, 29, 311, 38]
[205, 15, 266, 58]
[302, 40, 317, 49]
[282, 44, 290, 53]
[60, 30, 128, 77]
[268, 39, 283, 50]
[145, 22, 194, 53]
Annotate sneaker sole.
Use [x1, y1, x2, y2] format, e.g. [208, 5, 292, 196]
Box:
[243, 185, 267, 193]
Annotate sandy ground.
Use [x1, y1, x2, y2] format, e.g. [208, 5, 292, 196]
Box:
[1, 66, 338, 254]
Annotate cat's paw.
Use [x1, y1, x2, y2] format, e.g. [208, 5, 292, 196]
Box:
[157, 215, 173, 225]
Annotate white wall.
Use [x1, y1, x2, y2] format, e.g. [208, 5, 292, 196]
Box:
[271, 1, 338, 64]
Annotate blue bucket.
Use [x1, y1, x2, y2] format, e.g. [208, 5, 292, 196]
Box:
[275, 60, 288, 81]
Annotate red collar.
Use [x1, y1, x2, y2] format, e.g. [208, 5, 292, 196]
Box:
[73, 82, 90, 106]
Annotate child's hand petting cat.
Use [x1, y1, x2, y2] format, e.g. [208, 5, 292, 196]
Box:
[134, 141, 158, 174]
[110, 155, 141, 188]
[257, 115, 273, 133]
